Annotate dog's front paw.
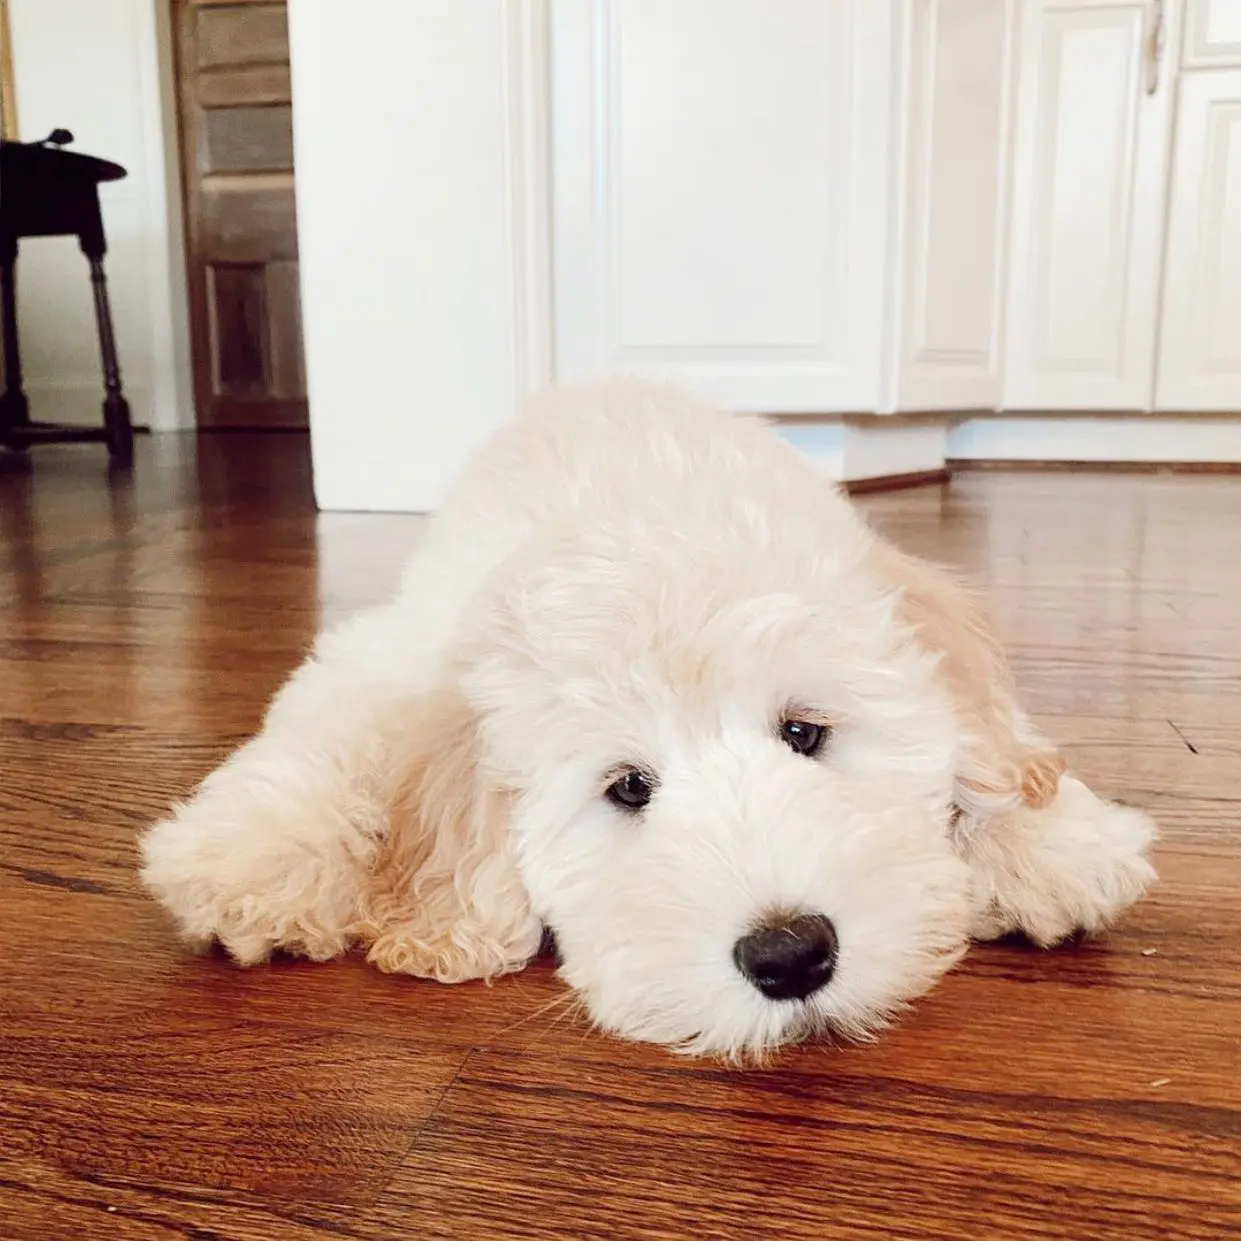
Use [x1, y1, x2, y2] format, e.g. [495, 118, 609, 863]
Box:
[365, 928, 466, 981]
[364, 922, 536, 985]
[140, 801, 360, 968]
[963, 775, 1157, 947]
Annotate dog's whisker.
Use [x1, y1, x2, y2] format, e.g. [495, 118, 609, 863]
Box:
[514, 992, 593, 1053]
[496, 987, 581, 1040]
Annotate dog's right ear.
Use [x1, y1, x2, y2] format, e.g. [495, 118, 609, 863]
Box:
[866, 538, 1065, 816]
[357, 682, 543, 983]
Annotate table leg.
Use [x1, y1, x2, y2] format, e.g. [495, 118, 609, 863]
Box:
[0, 236, 31, 443]
[87, 254, 133, 462]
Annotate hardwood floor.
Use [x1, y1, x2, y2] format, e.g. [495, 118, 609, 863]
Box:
[1, 437, 1237, 1240]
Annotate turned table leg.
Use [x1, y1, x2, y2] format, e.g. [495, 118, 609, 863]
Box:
[0, 233, 31, 445]
[86, 251, 133, 463]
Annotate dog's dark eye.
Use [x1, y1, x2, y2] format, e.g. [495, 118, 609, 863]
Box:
[606, 769, 655, 811]
[781, 719, 829, 758]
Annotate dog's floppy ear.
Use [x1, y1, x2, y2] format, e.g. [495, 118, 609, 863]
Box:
[867, 538, 1065, 814]
[356, 682, 542, 983]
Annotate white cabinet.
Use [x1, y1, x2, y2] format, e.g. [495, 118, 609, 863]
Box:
[551, 0, 1241, 422]
[1004, 0, 1241, 416]
[1003, 0, 1177, 410]
[1182, 0, 1241, 66]
[550, 0, 888, 412]
[1155, 68, 1241, 408]
[286, 0, 1241, 512]
[550, 0, 1014, 414]
[896, 0, 1015, 411]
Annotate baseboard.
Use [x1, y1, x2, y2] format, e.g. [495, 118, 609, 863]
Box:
[777, 415, 948, 486]
[845, 468, 951, 493]
[780, 410, 1241, 488]
[952, 458, 1241, 474]
[947, 414, 1241, 464]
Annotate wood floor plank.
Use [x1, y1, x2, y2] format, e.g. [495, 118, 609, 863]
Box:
[0, 1157, 359, 1241]
[1, 1020, 463, 1205]
[326, 1041, 1239, 1241]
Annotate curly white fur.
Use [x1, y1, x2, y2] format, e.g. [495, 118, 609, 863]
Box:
[139, 380, 1157, 1060]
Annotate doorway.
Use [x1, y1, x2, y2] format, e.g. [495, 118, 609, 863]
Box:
[171, 0, 307, 429]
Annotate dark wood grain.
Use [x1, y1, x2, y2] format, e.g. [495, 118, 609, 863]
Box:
[1, 441, 1238, 1240]
[2, 1019, 463, 1203]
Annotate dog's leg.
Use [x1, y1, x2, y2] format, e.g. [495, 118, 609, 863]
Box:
[870, 539, 1157, 944]
[955, 777, 1157, 946]
[139, 604, 424, 965]
[868, 539, 1066, 808]
[352, 682, 543, 984]
[139, 603, 542, 979]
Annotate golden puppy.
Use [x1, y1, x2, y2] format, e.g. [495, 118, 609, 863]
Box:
[140, 381, 1155, 1058]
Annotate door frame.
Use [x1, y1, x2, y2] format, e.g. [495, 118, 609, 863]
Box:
[0, 0, 18, 139]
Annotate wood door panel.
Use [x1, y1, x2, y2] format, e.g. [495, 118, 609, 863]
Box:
[200, 174, 298, 262]
[208, 263, 267, 396]
[203, 260, 307, 404]
[201, 103, 293, 174]
[265, 259, 306, 399]
[194, 2, 290, 69]
[174, 0, 307, 429]
[198, 63, 291, 107]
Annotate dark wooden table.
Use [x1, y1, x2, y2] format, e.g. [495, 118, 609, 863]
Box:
[0, 132, 134, 461]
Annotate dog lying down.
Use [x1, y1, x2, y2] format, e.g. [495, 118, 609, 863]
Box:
[140, 381, 1156, 1059]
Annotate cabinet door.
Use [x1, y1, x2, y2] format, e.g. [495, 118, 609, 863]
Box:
[1004, 0, 1176, 410]
[894, 0, 1014, 411]
[1155, 68, 1241, 410]
[1182, 0, 1241, 67]
[549, 0, 894, 413]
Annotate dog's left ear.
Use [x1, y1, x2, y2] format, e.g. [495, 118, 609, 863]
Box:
[356, 682, 543, 983]
[867, 539, 1065, 815]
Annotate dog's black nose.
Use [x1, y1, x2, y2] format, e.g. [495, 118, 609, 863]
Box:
[733, 913, 838, 1001]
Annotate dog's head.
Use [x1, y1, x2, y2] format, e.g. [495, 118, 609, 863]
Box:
[441, 511, 975, 1060]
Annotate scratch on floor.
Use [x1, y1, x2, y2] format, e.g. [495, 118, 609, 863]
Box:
[1166, 719, 1200, 755]
[15, 866, 113, 896]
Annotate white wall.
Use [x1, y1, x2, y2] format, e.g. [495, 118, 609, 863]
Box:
[7, 0, 191, 430]
[288, 0, 551, 513]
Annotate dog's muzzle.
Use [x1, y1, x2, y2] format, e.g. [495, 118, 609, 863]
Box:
[733, 912, 838, 1001]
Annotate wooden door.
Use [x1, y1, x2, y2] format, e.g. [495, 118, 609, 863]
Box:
[1155, 67, 1241, 410]
[1003, 0, 1177, 410]
[173, 0, 307, 429]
